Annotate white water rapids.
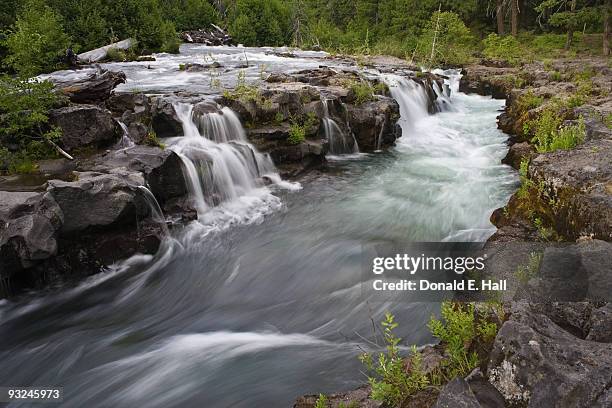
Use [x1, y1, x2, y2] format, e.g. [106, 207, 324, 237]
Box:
[5, 46, 518, 408]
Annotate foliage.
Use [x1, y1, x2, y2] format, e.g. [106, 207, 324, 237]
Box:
[143, 130, 164, 148]
[359, 313, 429, 406]
[0, 75, 64, 173]
[415, 11, 475, 66]
[228, 0, 291, 46]
[162, 0, 218, 32]
[360, 305, 500, 405]
[223, 71, 260, 102]
[482, 33, 521, 65]
[288, 123, 306, 145]
[427, 302, 480, 380]
[349, 81, 375, 105]
[314, 393, 328, 408]
[527, 101, 586, 153]
[515, 252, 543, 284]
[1, 0, 70, 76]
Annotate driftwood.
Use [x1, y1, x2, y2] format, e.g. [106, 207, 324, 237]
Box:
[181, 24, 233, 46]
[77, 38, 135, 63]
[51, 69, 126, 104]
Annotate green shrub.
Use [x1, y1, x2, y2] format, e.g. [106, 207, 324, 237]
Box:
[349, 81, 375, 105]
[0, 75, 64, 169]
[359, 313, 429, 406]
[515, 252, 543, 284]
[314, 394, 328, 408]
[530, 111, 585, 153]
[223, 71, 260, 102]
[287, 123, 306, 145]
[143, 131, 164, 148]
[482, 33, 521, 65]
[548, 71, 562, 82]
[2, 0, 70, 76]
[428, 302, 480, 380]
[415, 11, 475, 66]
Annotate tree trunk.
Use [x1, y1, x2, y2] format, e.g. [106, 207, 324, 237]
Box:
[496, 0, 505, 35]
[511, 0, 519, 36]
[565, 0, 577, 50]
[605, 0, 611, 56]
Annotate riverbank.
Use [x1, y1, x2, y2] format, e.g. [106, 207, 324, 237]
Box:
[294, 56, 611, 408]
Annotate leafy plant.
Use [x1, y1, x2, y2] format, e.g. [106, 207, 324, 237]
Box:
[2, 0, 70, 76]
[428, 302, 480, 380]
[288, 123, 306, 145]
[482, 33, 522, 65]
[314, 393, 328, 408]
[223, 71, 260, 102]
[359, 313, 428, 406]
[515, 252, 543, 284]
[143, 131, 164, 148]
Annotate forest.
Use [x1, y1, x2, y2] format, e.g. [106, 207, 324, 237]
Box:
[0, 0, 610, 77]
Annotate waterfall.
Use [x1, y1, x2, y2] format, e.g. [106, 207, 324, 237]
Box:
[116, 120, 135, 149]
[432, 80, 453, 112]
[137, 185, 170, 237]
[321, 99, 359, 155]
[169, 102, 296, 224]
[383, 75, 431, 136]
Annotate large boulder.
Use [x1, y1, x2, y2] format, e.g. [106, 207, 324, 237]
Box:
[487, 301, 612, 407]
[0, 192, 63, 279]
[346, 97, 401, 151]
[49, 105, 122, 151]
[84, 146, 187, 204]
[47, 171, 148, 233]
[151, 96, 184, 137]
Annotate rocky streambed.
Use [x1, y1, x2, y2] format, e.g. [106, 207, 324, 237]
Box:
[0, 47, 610, 408]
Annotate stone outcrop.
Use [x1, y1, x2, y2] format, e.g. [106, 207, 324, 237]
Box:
[47, 171, 147, 233]
[49, 104, 122, 151]
[0, 192, 63, 281]
[488, 301, 612, 407]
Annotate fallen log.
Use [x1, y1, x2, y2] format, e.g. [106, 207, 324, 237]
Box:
[50, 69, 126, 104]
[77, 38, 135, 63]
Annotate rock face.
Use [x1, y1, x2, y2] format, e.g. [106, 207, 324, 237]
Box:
[346, 98, 401, 151]
[49, 105, 122, 151]
[0, 192, 63, 280]
[487, 301, 612, 407]
[47, 171, 147, 233]
[528, 140, 612, 241]
[84, 146, 187, 204]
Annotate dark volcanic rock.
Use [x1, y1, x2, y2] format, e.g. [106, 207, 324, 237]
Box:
[0, 192, 63, 279]
[85, 146, 187, 204]
[52, 70, 126, 103]
[501, 142, 536, 169]
[587, 303, 612, 342]
[433, 378, 481, 408]
[487, 301, 612, 407]
[47, 171, 147, 233]
[151, 96, 184, 137]
[346, 97, 401, 151]
[49, 105, 122, 151]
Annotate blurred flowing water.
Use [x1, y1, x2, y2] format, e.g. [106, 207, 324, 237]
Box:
[4, 46, 518, 407]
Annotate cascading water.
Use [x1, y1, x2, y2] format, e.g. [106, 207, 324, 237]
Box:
[116, 121, 135, 149]
[321, 99, 359, 155]
[137, 185, 170, 237]
[1, 47, 518, 408]
[169, 102, 298, 231]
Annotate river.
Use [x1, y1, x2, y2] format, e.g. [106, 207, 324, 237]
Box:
[2, 46, 517, 407]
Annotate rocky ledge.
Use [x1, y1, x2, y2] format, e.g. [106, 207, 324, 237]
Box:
[460, 58, 612, 242]
[0, 67, 444, 297]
